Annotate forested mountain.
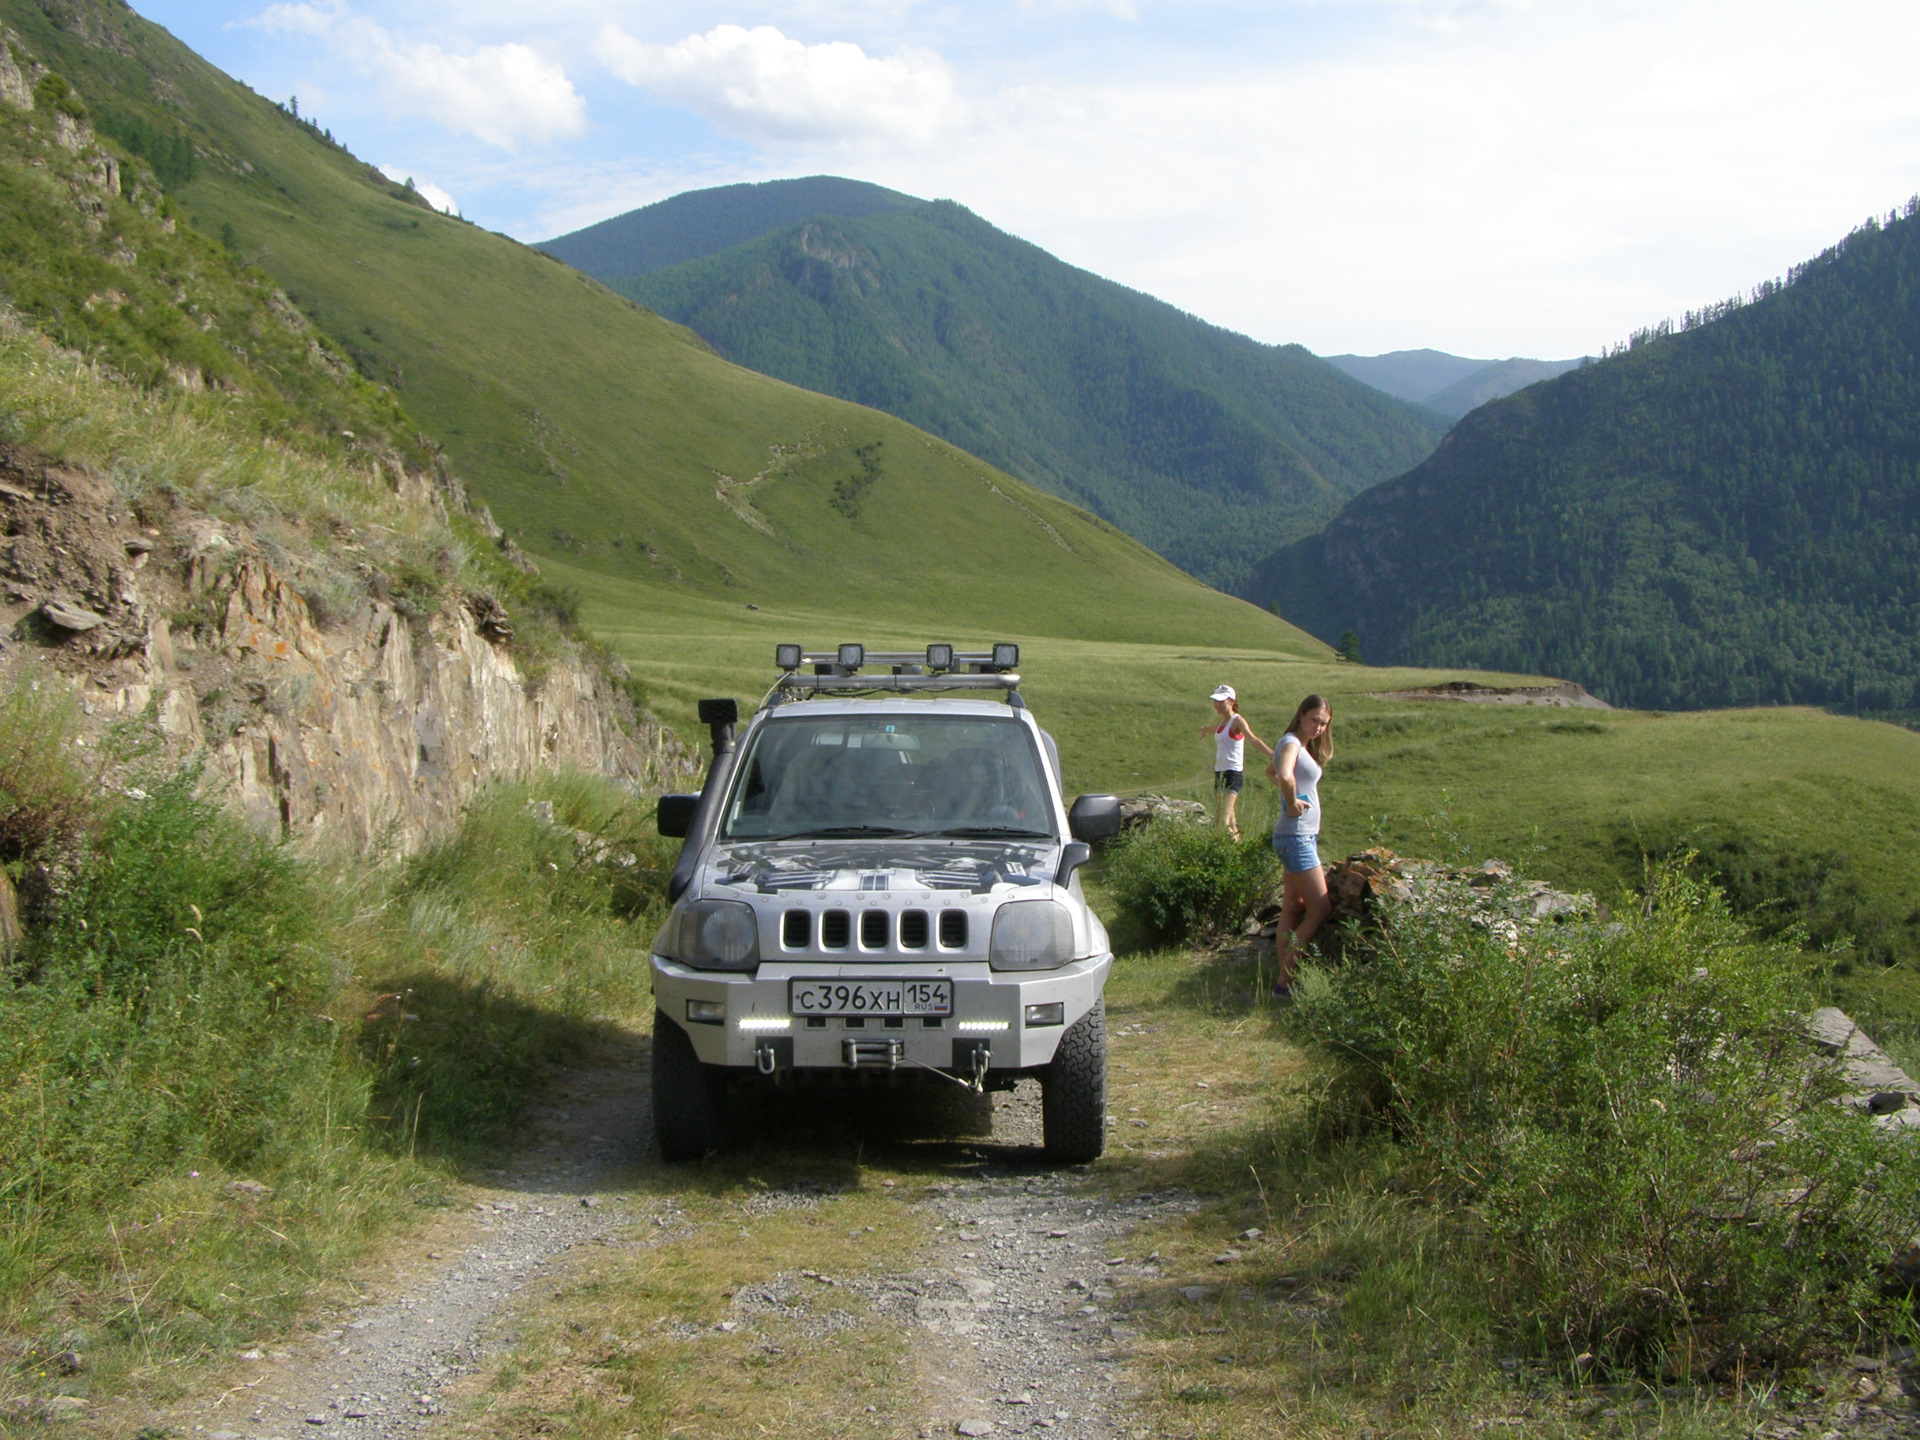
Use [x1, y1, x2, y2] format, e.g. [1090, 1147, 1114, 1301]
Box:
[602, 199, 1445, 592]
[1257, 202, 1920, 713]
[1324, 349, 1487, 403]
[0, 0, 1307, 654]
[1326, 349, 1581, 418]
[1419, 357, 1581, 419]
[537, 176, 918, 280]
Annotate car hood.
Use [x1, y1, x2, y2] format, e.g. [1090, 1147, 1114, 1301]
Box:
[704, 839, 1059, 895]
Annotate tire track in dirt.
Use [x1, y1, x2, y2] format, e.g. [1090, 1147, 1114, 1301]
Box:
[157, 1045, 1181, 1440]
[156, 1042, 653, 1440]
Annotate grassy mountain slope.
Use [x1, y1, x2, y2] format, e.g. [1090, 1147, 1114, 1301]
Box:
[536, 175, 919, 280]
[2, 0, 1310, 656]
[1258, 202, 1920, 714]
[612, 201, 1446, 594]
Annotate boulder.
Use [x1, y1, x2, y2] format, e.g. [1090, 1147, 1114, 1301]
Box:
[1118, 794, 1209, 830]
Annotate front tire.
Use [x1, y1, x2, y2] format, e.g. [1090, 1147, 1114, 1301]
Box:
[651, 1012, 729, 1161]
[1041, 998, 1107, 1163]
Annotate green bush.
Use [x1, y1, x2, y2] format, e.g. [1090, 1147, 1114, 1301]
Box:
[1102, 818, 1276, 946]
[1288, 866, 1920, 1373]
[3, 764, 335, 1221]
[0, 665, 100, 862]
[36, 762, 322, 1001]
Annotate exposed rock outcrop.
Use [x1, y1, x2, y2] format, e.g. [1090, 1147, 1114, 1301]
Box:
[0, 443, 692, 854]
[1242, 846, 1597, 946]
[0, 34, 36, 111]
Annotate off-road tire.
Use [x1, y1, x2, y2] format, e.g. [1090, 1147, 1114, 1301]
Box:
[1041, 998, 1107, 1163]
[651, 1011, 729, 1161]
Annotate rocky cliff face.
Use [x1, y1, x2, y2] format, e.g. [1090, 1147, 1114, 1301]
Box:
[0, 443, 691, 854]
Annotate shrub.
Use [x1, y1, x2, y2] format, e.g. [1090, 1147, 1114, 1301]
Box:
[3, 763, 335, 1219]
[1102, 818, 1276, 946]
[1288, 865, 1920, 1374]
[0, 665, 100, 862]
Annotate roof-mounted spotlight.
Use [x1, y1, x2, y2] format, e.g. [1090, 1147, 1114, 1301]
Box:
[837, 643, 865, 671]
[992, 642, 1020, 671]
[925, 643, 954, 673]
[775, 643, 803, 671]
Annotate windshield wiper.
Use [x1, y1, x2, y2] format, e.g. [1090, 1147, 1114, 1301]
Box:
[931, 826, 1054, 839]
[778, 826, 916, 839]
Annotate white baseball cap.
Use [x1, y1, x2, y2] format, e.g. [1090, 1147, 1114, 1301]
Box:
[1210, 684, 1235, 702]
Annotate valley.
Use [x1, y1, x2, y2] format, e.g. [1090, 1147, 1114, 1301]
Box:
[570, 186, 1444, 595]
[2, 2, 1919, 1438]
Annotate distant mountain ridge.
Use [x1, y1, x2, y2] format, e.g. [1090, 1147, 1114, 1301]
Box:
[537, 176, 918, 281]
[1259, 202, 1920, 713]
[1326, 348, 1581, 419]
[548, 188, 1445, 594]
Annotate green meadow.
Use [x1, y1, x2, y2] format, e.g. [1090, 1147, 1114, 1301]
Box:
[565, 559, 1920, 1041]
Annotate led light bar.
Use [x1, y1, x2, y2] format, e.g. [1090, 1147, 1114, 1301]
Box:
[955, 1019, 1010, 1032]
[737, 1016, 793, 1032]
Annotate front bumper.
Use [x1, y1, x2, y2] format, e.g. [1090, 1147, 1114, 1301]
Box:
[650, 953, 1111, 1071]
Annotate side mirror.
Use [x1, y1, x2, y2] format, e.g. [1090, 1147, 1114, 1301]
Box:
[656, 793, 699, 838]
[1068, 793, 1123, 841]
[1055, 839, 1092, 887]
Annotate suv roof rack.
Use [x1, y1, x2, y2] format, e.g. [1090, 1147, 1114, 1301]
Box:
[761, 644, 1022, 706]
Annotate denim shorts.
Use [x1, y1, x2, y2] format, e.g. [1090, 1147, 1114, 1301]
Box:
[1273, 832, 1321, 874]
[1213, 769, 1244, 794]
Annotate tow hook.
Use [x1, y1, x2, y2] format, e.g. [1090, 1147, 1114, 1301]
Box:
[969, 1043, 990, 1094]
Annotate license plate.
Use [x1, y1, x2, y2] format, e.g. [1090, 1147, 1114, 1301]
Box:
[789, 979, 953, 1017]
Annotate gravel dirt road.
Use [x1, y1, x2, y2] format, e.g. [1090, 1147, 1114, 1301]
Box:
[159, 1039, 1178, 1440]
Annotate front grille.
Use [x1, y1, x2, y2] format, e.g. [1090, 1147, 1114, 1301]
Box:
[899, 910, 929, 949]
[820, 910, 851, 949]
[781, 910, 811, 949]
[938, 910, 968, 948]
[860, 910, 889, 949]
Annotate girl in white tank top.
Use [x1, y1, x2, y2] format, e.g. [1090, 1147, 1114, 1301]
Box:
[1199, 685, 1272, 840]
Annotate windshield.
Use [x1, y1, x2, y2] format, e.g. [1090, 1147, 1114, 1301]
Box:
[721, 713, 1055, 841]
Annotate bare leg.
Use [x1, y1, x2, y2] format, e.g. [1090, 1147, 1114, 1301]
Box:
[1222, 789, 1241, 840]
[1274, 866, 1331, 989]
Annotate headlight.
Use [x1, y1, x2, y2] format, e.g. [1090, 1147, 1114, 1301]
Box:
[656, 899, 760, 971]
[989, 899, 1074, 971]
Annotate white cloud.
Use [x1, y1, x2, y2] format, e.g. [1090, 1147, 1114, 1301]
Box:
[711, 0, 1920, 357]
[378, 163, 458, 214]
[249, 3, 584, 150]
[594, 23, 961, 145]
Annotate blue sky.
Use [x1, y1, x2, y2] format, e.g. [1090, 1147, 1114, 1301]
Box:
[130, 0, 1920, 359]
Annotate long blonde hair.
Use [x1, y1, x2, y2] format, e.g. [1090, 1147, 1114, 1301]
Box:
[1286, 694, 1333, 765]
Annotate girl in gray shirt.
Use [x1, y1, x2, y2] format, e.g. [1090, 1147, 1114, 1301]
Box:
[1266, 694, 1333, 1000]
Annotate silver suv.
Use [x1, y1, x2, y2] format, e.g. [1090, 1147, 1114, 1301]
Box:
[650, 644, 1121, 1163]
